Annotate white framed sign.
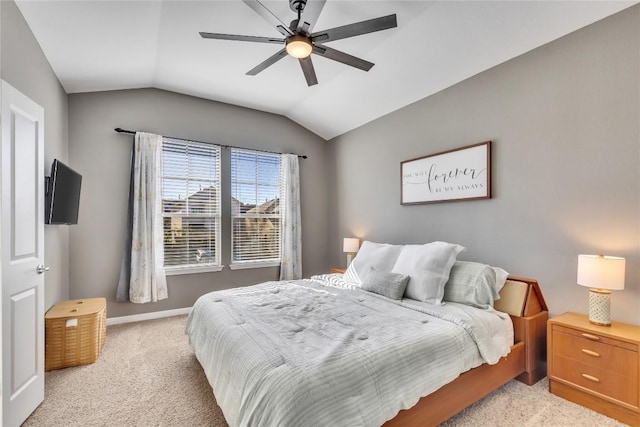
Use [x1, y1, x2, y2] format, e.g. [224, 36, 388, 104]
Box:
[401, 141, 491, 205]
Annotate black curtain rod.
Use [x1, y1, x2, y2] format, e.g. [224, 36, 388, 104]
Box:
[114, 128, 308, 159]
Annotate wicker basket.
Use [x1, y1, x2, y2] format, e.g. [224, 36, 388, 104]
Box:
[45, 298, 106, 371]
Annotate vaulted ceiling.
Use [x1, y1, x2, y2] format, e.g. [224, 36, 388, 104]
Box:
[16, 1, 636, 140]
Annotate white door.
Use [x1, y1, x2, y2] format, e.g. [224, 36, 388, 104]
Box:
[1, 80, 45, 427]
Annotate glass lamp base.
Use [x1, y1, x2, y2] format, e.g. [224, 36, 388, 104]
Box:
[346, 253, 355, 267]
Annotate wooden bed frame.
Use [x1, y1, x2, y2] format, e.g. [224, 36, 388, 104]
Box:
[384, 276, 549, 427]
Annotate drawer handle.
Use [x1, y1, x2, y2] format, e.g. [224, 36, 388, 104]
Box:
[581, 333, 601, 341]
[581, 373, 600, 383]
[581, 349, 600, 357]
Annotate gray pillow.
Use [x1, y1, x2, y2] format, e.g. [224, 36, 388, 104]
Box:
[443, 261, 501, 309]
[361, 267, 409, 300]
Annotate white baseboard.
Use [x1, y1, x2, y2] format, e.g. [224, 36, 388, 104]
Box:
[106, 307, 192, 326]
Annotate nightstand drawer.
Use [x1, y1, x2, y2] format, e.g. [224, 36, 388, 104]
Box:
[552, 354, 638, 406]
[553, 324, 638, 351]
[552, 328, 638, 378]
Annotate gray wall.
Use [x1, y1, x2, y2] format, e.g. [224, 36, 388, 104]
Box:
[1, 0, 70, 310]
[68, 88, 329, 318]
[327, 6, 640, 325]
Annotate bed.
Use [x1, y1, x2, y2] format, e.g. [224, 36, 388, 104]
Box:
[186, 242, 548, 427]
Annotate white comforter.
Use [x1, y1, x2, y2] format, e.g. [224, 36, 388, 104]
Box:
[186, 275, 513, 427]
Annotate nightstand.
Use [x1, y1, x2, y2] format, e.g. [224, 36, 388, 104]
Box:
[547, 312, 640, 425]
[330, 267, 346, 274]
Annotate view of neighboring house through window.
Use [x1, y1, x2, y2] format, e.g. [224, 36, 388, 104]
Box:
[231, 149, 282, 265]
[161, 138, 221, 271]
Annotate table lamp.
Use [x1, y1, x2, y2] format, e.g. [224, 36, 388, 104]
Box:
[343, 238, 360, 267]
[577, 254, 625, 326]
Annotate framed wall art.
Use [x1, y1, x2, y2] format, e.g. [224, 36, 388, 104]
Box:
[401, 141, 491, 205]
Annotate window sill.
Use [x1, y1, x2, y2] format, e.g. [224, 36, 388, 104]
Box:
[165, 265, 224, 276]
[228, 261, 280, 271]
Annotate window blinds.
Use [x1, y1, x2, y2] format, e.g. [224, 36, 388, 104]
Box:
[230, 149, 283, 264]
[161, 138, 221, 269]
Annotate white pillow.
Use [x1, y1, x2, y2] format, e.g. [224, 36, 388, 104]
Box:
[391, 241, 465, 304]
[343, 241, 402, 286]
[492, 267, 509, 294]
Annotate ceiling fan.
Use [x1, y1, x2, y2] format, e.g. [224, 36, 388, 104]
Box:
[200, 0, 398, 86]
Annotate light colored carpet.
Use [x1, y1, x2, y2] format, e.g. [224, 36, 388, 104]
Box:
[23, 315, 628, 427]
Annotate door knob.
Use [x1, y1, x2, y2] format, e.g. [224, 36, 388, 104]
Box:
[36, 265, 50, 274]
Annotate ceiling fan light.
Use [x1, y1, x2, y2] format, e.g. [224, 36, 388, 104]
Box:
[286, 35, 312, 58]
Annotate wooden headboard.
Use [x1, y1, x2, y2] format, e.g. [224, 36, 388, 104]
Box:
[495, 276, 548, 317]
[496, 276, 548, 385]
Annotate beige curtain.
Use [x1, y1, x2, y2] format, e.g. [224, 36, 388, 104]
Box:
[120, 132, 168, 303]
[279, 154, 302, 280]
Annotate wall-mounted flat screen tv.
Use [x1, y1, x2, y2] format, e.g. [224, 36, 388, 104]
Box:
[45, 159, 82, 225]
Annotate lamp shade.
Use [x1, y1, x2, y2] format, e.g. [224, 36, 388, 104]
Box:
[343, 238, 360, 253]
[577, 254, 625, 290]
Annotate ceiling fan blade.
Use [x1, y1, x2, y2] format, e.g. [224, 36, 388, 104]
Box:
[200, 32, 284, 44]
[242, 0, 294, 36]
[297, 0, 326, 33]
[312, 14, 397, 43]
[299, 57, 318, 86]
[312, 45, 374, 71]
[246, 48, 288, 75]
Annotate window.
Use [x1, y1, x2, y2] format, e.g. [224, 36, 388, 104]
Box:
[161, 138, 221, 272]
[230, 149, 282, 266]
